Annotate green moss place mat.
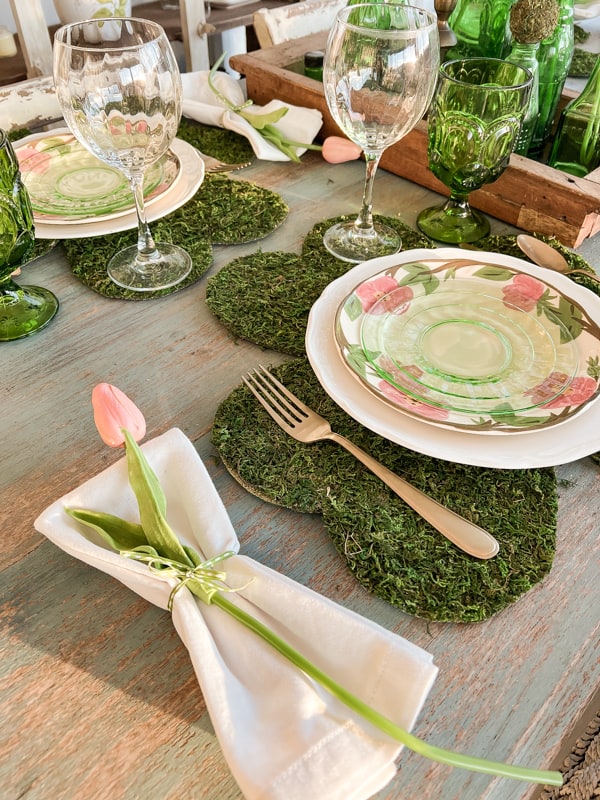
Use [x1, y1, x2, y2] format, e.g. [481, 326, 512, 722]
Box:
[177, 117, 254, 165]
[63, 173, 288, 300]
[208, 223, 600, 619]
[212, 359, 557, 623]
[206, 215, 430, 355]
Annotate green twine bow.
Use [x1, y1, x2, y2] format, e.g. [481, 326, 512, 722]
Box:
[120, 547, 242, 610]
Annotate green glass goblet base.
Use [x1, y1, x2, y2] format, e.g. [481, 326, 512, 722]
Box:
[323, 220, 402, 264]
[107, 242, 193, 292]
[417, 197, 490, 244]
[0, 279, 59, 342]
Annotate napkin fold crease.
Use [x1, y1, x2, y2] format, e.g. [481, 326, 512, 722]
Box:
[181, 71, 324, 161]
[34, 428, 437, 800]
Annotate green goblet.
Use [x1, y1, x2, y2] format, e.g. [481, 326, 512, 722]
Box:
[417, 58, 532, 244]
[0, 130, 58, 342]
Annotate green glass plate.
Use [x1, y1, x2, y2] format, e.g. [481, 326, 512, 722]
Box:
[335, 255, 600, 432]
[15, 130, 180, 222]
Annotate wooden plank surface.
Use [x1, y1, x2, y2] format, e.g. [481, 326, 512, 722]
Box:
[1, 152, 599, 800]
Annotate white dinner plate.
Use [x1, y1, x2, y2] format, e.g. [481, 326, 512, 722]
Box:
[306, 248, 600, 468]
[28, 138, 204, 240]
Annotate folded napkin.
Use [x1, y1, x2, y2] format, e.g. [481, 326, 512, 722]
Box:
[181, 71, 323, 161]
[34, 428, 437, 800]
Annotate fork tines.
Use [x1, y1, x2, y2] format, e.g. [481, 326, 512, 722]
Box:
[242, 366, 307, 429]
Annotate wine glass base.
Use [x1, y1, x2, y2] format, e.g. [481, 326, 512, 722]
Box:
[323, 220, 402, 264]
[0, 283, 59, 342]
[107, 242, 193, 292]
[417, 200, 491, 244]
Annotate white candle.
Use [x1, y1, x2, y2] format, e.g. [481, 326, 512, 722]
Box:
[0, 26, 17, 58]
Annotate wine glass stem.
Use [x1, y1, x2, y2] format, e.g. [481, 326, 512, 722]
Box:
[129, 172, 159, 263]
[355, 152, 382, 234]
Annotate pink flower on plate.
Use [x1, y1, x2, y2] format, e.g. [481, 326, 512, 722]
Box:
[16, 145, 51, 175]
[92, 383, 146, 448]
[525, 371, 570, 405]
[356, 278, 413, 314]
[378, 380, 450, 420]
[538, 375, 597, 409]
[502, 274, 546, 311]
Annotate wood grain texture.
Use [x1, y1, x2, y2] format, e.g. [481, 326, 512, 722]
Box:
[1, 152, 599, 800]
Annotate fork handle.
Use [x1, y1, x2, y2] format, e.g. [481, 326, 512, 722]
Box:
[327, 432, 500, 559]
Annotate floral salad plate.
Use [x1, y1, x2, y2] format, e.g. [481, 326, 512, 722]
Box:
[15, 129, 181, 222]
[334, 255, 600, 433]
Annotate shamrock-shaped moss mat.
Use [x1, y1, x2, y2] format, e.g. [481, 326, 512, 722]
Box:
[206, 215, 430, 355]
[61, 123, 287, 300]
[213, 359, 557, 623]
[208, 220, 600, 621]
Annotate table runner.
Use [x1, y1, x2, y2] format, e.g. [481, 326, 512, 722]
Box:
[205, 219, 600, 622]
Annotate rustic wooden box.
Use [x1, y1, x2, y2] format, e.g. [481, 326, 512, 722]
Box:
[230, 34, 600, 248]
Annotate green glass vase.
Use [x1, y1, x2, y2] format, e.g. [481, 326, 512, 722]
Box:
[447, 0, 514, 59]
[528, 0, 574, 158]
[548, 55, 600, 176]
[505, 41, 540, 154]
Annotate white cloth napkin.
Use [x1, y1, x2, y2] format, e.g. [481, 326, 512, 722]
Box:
[34, 428, 437, 800]
[181, 71, 324, 161]
[574, 1, 600, 19]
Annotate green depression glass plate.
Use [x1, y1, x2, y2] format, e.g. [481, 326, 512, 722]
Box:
[334, 255, 600, 432]
[15, 130, 180, 222]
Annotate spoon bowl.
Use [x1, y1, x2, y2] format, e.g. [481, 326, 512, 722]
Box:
[516, 234, 600, 284]
[516, 234, 570, 273]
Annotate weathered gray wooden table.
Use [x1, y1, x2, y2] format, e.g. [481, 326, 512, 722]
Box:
[2, 152, 599, 800]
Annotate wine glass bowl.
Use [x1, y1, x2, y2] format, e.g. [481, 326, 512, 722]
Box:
[0, 130, 59, 342]
[416, 58, 533, 244]
[53, 17, 192, 292]
[322, 3, 439, 263]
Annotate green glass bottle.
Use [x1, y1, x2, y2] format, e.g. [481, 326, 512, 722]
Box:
[529, 0, 574, 157]
[505, 41, 540, 154]
[548, 55, 600, 176]
[447, 0, 514, 59]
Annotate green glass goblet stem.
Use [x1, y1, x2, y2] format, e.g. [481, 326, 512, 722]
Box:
[417, 58, 532, 244]
[0, 130, 58, 342]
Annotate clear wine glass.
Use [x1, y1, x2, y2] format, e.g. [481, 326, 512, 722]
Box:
[53, 17, 192, 292]
[322, 3, 439, 263]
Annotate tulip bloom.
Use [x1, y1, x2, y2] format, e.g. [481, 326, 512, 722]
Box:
[321, 136, 362, 164]
[91, 383, 146, 447]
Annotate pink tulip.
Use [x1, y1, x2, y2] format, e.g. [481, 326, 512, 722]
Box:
[321, 136, 362, 164]
[91, 383, 146, 448]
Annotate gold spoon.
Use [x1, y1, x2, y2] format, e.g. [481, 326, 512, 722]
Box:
[516, 234, 600, 284]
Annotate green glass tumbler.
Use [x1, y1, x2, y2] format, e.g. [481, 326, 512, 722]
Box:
[416, 58, 532, 244]
[0, 130, 58, 342]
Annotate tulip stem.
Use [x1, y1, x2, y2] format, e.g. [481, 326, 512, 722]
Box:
[211, 594, 562, 787]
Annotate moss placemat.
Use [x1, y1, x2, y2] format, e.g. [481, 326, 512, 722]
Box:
[206, 215, 430, 355]
[208, 221, 600, 620]
[213, 359, 557, 623]
[63, 172, 288, 300]
[176, 117, 254, 165]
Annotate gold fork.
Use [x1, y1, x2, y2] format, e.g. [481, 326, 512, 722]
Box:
[243, 366, 500, 560]
[197, 151, 252, 173]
